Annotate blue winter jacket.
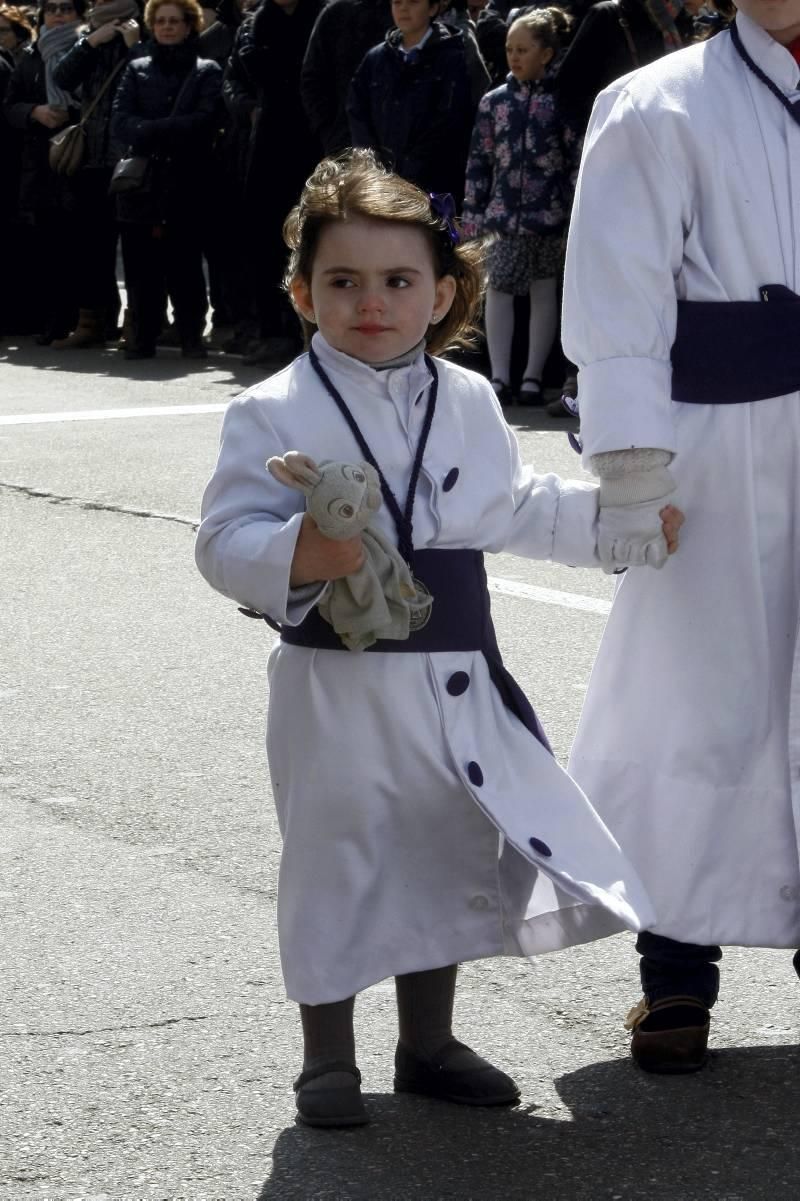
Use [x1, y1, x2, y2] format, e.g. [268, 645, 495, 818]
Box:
[462, 73, 579, 236]
[346, 22, 475, 202]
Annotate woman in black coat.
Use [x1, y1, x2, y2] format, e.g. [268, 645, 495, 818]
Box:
[196, 0, 252, 349]
[111, 0, 222, 358]
[0, 47, 19, 336]
[299, 0, 392, 158]
[50, 0, 144, 347]
[554, 0, 693, 133]
[223, 0, 323, 362]
[3, 0, 86, 342]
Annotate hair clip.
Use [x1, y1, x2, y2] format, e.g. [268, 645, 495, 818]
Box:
[429, 192, 461, 245]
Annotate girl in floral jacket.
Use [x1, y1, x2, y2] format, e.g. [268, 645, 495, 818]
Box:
[463, 6, 577, 405]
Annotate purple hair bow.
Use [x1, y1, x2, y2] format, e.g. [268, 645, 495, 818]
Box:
[429, 192, 461, 245]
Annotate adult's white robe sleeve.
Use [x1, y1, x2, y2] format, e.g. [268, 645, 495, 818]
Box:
[195, 394, 328, 625]
[562, 83, 687, 460]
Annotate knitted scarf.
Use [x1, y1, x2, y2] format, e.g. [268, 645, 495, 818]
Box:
[37, 19, 83, 106]
[86, 0, 139, 30]
[640, 0, 685, 50]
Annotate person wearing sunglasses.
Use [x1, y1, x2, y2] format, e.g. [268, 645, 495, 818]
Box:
[3, 0, 87, 344]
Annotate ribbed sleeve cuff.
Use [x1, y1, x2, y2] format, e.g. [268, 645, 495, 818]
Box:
[598, 466, 676, 507]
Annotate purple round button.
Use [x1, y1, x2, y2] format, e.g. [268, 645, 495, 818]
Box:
[447, 671, 470, 696]
[529, 837, 552, 857]
[467, 761, 484, 787]
[442, 468, 460, 492]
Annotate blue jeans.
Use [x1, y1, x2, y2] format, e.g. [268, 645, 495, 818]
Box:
[636, 932, 722, 1009]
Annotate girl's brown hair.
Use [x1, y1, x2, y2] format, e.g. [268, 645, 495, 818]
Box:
[144, 0, 203, 33]
[283, 150, 485, 358]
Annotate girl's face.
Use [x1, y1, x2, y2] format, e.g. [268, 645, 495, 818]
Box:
[291, 215, 456, 364]
[152, 3, 192, 43]
[391, 0, 438, 44]
[506, 25, 553, 81]
[41, 0, 77, 29]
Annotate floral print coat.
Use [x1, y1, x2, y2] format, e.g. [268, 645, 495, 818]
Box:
[462, 73, 579, 237]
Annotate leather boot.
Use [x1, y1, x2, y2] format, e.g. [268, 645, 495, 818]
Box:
[52, 309, 106, 350]
[626, 995, 711, 1074]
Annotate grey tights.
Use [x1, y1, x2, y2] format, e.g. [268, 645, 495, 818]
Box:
[298, 964, 459, 1076]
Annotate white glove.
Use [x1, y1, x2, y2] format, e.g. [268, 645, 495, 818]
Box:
[597, 498, 670, 573]
[592, 448, 677, 573]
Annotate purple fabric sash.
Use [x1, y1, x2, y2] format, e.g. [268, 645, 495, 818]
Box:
[671, 286, 800, 404]
[257, 547, 551, 751]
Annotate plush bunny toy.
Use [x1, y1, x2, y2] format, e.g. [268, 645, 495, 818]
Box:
[267, 452, 433, 651]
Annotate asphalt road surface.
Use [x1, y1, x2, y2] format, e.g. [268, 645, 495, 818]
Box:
[2, 338, 799, 1201]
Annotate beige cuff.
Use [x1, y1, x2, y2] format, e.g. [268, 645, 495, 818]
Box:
[592, 448, 676, 507]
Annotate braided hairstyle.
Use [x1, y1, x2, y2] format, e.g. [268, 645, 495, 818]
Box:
[508, 5, 573, 54]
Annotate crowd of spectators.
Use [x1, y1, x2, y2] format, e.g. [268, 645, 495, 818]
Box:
[0, 0, 733, 378]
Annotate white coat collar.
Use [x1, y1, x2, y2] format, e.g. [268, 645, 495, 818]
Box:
[734, 10, 800, 93]
[310, 332, 433, 404]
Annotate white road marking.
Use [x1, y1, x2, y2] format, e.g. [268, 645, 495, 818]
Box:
[251, 577, 610, 630]
[488, 576, 611, 615]
[0, 404, 228, 425]
[0, 408, 613, 616]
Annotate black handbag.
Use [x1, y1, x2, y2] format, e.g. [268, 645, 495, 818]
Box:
[109, 153, 152, 194]
[109, 68, 195, 196]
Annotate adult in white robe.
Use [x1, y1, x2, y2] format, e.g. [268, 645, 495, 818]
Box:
[562, 7, 800, 1063]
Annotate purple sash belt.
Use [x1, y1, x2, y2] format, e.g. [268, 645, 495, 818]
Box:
[252, 548, 551, 751]
[671, 286, 800, 405]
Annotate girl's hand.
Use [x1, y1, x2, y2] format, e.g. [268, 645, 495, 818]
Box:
[660, 504, 684, 555]
[289, 512, 365, 587]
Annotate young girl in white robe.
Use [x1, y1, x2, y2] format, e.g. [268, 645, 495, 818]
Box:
[195, 149, 682, 1127]
[562, 1, 800, 1075]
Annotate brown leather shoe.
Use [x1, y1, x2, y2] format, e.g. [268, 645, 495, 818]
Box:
[626, 995, 710, 1074]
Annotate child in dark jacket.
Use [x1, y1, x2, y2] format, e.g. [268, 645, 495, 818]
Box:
[463, 6, 577, 405]
[347, 0, 475, 203]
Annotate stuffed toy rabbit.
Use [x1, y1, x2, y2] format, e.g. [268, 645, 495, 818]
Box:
[267, 452, 432, 651]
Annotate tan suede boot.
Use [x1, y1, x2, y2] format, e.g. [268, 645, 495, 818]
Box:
[626, 995, 711, 1073]
[52, 310, 106, 350]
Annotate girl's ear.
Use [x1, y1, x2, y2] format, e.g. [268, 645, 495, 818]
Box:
[267, 452, 321, 495]
[289, 275, 316, 324]
[431, 274, 457, 325]
[541, 45, 555, 66]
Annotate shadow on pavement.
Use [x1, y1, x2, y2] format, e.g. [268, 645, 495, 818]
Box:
[256, 1045, 800, 1200]
[0, 337, 290, 386]
[2, 339, 581, 430]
